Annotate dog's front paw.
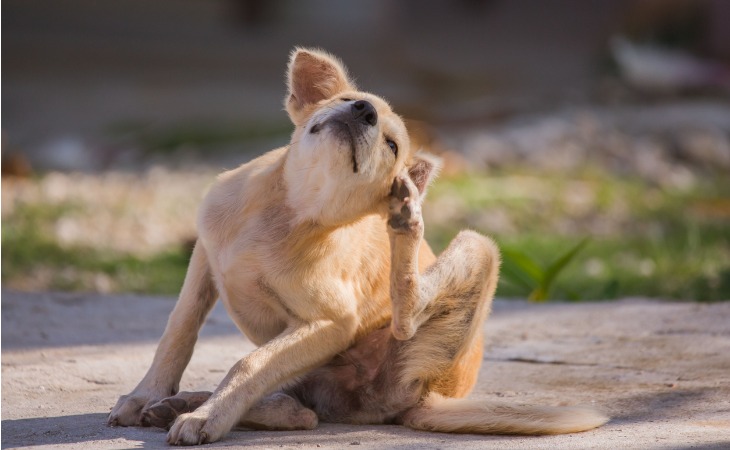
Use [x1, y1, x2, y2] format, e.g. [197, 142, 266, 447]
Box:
[388, 175, 423, 235]
[167, 410, 227, 446]
[108, 391, 160, 427]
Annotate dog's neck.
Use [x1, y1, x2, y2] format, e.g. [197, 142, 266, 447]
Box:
[282, 148, 385, 228]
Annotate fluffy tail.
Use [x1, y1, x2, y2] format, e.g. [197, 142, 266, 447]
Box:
[402, 393, 609, 435]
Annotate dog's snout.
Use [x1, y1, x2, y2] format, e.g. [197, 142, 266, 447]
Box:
[351, 100, 377, 126]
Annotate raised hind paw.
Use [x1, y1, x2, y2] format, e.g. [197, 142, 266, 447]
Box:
[387, 175, 423, 235]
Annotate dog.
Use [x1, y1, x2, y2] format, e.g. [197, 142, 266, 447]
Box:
[108, 48, 608, 445]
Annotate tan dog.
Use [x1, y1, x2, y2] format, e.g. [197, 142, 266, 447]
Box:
[108, 48, 608, 445]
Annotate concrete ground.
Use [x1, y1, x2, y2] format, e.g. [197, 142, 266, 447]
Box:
[2, 291, 729, 449]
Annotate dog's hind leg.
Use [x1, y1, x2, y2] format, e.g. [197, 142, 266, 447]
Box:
[387, 170, 501, 400]
[387, 173, 499, 353]
[142, 391, 318, 431]
[142, 391, 213, 430]
[389, 215, 500, 397]
[387, 186, 608, 434]
[239, 392, 319, 431]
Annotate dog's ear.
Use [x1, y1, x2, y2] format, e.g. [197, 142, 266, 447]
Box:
[407, 151, 442, 196]
[285, 48, 355, 125]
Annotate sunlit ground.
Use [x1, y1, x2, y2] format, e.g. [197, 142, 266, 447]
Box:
[3, 165, 728, 301]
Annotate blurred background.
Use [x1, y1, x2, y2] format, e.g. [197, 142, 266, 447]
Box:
[3, 0, 729, 300]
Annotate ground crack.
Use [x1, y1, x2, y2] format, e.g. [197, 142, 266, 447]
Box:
[484, 356, 677, 376]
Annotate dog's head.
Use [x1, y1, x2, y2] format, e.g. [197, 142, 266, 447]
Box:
[282, 48, 440, 226]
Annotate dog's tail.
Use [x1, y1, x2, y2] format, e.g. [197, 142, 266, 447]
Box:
[402, 392, 608, 435]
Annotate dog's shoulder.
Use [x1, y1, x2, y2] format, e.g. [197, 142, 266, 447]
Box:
[198, 147, 288, 242]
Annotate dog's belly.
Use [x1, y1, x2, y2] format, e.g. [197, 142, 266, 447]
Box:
[286, 327, 424, 424]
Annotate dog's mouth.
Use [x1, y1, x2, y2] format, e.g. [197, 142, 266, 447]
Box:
[319, 119, 367, 174]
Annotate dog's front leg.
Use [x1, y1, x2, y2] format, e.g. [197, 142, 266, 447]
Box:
[109, 242, 218, 426]
[166, 314, 356, 445]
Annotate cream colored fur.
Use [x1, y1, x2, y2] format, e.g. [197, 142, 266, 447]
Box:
[108, 48, 608, 445]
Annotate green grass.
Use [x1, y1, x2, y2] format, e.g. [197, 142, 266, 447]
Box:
[2, 201, 190, 294]
[500, 237, 590, 302]
[425, 167, 730, 301]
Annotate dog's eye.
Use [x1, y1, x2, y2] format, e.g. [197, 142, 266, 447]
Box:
[386, 139, 398, 157]
[341, 97, 352, 102]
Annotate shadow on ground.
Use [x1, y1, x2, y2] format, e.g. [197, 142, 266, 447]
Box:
[1, 290, 239, 350]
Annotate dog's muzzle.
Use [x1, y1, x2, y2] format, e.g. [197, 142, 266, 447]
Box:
[327, 100, 378, 173]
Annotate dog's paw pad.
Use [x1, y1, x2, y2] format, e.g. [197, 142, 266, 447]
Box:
[391, 177, 412, 202]
[388, 177, 422, 233]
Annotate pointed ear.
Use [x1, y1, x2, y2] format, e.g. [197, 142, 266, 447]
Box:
[407, 151, 442, 196]
[285, 48, 355, 125]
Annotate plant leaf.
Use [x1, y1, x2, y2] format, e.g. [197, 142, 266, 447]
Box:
[500, 248, 544, 284]
[539, 238, 590, 298]
[499, 260, 536, 291]
[528, 286, 548, 302]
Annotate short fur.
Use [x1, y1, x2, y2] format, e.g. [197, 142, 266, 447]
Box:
[108, 48, 608, 445]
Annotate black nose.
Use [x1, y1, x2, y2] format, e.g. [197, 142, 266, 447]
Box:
[351, 100, 378, 126]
